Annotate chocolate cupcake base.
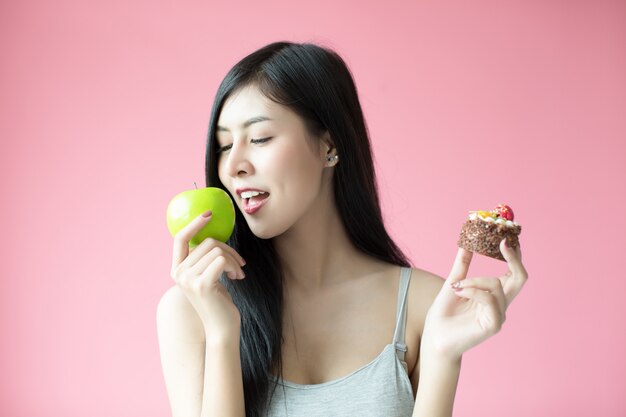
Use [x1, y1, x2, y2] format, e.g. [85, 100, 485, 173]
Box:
[457, 219, 521, 261]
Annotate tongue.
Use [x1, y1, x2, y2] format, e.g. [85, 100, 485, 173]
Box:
[248, 194, 269, 205]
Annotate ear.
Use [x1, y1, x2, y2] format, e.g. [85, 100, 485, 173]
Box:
[320, 131, 340, 167]
[321, 131, 336, 156]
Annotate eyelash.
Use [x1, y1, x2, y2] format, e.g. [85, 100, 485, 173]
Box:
[216, 137, 272, 154]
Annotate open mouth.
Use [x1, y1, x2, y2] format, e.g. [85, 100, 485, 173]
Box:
[241, 191, 270, 214]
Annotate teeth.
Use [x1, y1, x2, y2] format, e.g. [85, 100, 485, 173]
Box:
[241, 190, 267, 199]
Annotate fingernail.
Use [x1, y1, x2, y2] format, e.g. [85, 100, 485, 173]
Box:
[450, 281, 462, 291]
[504, 238, 510, 249]
[202, 210, 212, 218]
[240, 258, 247, 266]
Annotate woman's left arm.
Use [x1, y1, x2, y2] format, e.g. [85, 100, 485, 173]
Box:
[411, 239, 528, 417]
[411, 350, 462, 417]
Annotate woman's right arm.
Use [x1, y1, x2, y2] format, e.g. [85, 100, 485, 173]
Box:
[157, 211, 247, 417]
[157, 286, 245, 417]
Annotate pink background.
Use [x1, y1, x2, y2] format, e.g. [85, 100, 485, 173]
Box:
[1, 0, 624, 416]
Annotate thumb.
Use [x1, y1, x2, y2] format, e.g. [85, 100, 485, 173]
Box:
[448, 247, 473, 283]
[432, 247, 473, 309]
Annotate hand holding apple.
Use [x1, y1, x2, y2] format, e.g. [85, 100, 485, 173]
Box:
[166, 183, 236, 247]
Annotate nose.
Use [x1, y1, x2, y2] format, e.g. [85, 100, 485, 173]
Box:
[221, 140, 254, 178]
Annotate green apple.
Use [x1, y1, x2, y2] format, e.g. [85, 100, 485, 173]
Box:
[166, 185, 236, 247]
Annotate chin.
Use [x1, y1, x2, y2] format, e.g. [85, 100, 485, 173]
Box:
[246, 223, 280, 240]
[250, 230, 275, 240]
[246, 220, 291, 240]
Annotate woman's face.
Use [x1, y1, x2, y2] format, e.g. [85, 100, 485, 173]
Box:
[216, 85, 332, 239]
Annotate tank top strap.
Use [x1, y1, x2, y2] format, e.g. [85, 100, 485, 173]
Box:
[392, 267, 412, 363]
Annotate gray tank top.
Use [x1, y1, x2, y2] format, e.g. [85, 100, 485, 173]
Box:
[265, 267, 415, 417]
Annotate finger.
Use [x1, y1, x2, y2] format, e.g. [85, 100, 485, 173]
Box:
[500, 239, 526, 278]
[175, 238, 245, 281]
[214, 240, 246, 267]
[448, 247, 473, 283]
[184, 236, 245, 271]
[453, 276, 507, 317]
[452, 288, 504, 334]
[171, 211, 213, 273]
[433, 248, 474, 309]
[199, 255, 233, 285]
[499, 239, 529, 304]
[190, 246, 245, 280]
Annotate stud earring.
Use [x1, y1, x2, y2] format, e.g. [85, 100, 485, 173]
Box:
[326, 154, 339, 166]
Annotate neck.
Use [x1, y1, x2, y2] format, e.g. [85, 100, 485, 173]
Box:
[272, 188, 365, 292]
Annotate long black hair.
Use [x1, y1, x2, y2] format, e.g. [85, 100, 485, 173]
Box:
[204, 41, 412, 416]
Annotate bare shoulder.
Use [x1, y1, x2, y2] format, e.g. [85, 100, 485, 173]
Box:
[404, 267, 445, 393]
[405, 267, 445, 335]
[156, 285, 205, 344]
[157, 285, 195, 318]
[409, 267, 445, 307]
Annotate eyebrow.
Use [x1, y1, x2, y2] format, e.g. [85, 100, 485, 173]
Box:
[216, 116, 273, 132]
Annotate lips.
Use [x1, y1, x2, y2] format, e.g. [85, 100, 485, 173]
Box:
[236, 187, 268, 197]
[242, 193, 269, 214]
[235, 187, 270, 215]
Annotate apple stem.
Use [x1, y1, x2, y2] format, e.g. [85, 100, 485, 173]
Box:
[193, 181, 197, 190]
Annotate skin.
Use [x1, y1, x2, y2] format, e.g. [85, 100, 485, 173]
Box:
[157, 84, 529, 417]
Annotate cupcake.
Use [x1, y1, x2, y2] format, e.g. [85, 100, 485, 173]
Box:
[457, 204, 521, 261]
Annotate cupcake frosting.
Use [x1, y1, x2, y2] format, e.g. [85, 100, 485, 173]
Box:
[468, 204, 519, 228]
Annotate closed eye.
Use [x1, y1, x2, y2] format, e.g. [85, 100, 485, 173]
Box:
[251, 137, 272, 145]
[216, 144, 232, 154]
[216, 137, 273, 154]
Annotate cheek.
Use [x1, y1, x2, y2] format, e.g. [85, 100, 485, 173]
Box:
[272, 146, 320, 185]
[216, 159, 228, 185]
[283, 160, 325, 206]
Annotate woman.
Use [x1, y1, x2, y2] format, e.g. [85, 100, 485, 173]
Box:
[157, 41, 528, 417]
